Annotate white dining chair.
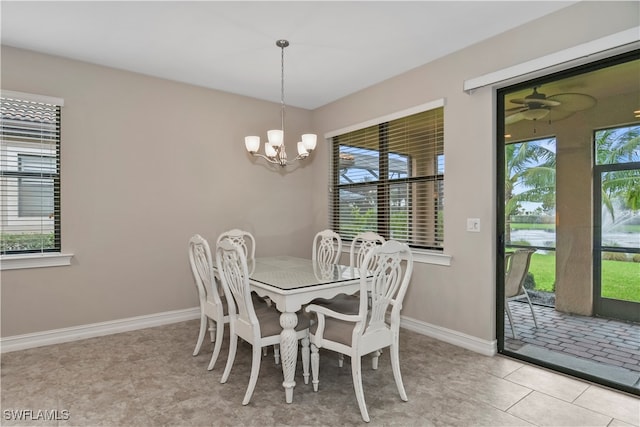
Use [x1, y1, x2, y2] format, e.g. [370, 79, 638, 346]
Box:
[216, 238, 311, 405]
[216, 228, 280, 362]
[350, 231, 386, 270]
[330, 231, 386, 367]
[216, 228, 256, 275]
[188, 234, 228, 371]
[305, 240, 413, 422]
[312, 229, 342, 265]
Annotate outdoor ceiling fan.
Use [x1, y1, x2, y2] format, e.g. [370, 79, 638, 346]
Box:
[505, 86, 597, 125]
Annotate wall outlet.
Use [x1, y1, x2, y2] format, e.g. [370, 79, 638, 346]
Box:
[467, 218, 481, 232]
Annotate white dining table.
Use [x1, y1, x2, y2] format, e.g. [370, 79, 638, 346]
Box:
[249, 256, 361, 403]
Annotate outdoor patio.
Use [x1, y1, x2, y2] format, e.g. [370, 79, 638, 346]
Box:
[504, 299, 640, 391]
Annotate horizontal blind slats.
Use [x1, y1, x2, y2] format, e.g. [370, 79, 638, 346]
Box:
[330, 107, 444, 249]
[1, 95, 62, 254]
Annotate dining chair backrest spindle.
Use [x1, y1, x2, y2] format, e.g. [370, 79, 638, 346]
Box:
[350, 231, 385, 271]
[216, 229, 256, 276]
[312, 229, 342, 265]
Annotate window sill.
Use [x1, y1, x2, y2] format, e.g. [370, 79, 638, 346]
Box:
[412, 250, 451, 266]
[1, 253, 73, 270]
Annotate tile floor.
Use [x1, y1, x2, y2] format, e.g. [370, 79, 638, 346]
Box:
[1, 319, 639, 426]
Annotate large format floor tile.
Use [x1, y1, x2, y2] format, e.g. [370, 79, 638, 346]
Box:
[1, 320, 638, 426]
[508, 391, 612, 426]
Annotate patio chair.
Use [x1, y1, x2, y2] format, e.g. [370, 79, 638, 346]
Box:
[505, 249, 539, 339]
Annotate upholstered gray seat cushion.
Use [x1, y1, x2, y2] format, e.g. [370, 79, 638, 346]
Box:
[310, 316, 355, 346]
[256, 306, 311, 338]
[313, 294, 360, 315]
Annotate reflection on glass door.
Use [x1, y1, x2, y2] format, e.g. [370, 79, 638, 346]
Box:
[593, 125, 640, 322]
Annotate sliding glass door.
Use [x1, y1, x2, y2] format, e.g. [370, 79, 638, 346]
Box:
[594, 130, 640, 322]
[497, 51, 640, 394]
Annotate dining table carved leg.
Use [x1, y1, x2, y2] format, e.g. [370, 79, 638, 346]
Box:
[279, 311, 299, 403]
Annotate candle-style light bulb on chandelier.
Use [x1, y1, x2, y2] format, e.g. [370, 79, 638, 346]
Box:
[244, 40, 317, 167]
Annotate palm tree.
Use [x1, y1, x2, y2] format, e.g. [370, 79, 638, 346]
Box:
[505, 126, 639, 244]
[505, 138, 556, 243]
[595, 126, 640, 219]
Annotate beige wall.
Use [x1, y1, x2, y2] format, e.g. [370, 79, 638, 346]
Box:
[2, 1, 638, 342]
[310, 1, 639, 340]
[1, 46, 317, 336]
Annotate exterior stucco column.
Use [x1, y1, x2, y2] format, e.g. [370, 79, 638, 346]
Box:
[555, 123, 593, 315]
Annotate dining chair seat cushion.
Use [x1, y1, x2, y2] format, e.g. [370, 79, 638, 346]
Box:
[255, 306, 311, 338]
[251, 291, 269, 307]
[310, 312, 373, 346]
[313, 294, 359, 315]
[310, 316, 353, 346]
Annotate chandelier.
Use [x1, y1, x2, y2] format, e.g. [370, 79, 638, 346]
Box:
[244, 40, 317, 167]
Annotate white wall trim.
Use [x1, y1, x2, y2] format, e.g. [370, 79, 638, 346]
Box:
[0, 307, 200, 353]
[325, 98, 446, 139]
[400, 315, 497, 356]
[1, 306, 495, 358]
[413, 250, 452, 266]
[463, 26, 640, 93]
[1, 253, 74, 270]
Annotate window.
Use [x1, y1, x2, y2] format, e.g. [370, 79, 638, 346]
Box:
[18, 154, 56, 217]
[329, 103, 444, 250]
[1, 91, 62, 254]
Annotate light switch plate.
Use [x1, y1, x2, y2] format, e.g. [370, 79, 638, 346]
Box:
[467, 218, 480, 232]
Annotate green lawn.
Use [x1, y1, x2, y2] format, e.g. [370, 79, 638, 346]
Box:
[527, 252, 640, 302]
[510, 223, 555, 231]
[510, 222, 640, 233]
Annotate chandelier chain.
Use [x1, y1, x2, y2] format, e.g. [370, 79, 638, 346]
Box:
[280, 42, 285, 134]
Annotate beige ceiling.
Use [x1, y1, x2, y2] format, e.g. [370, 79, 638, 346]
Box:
[1, 1, 578, 110]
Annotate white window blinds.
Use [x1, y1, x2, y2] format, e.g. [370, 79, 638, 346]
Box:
[1, 91, 62, 254]
[329, 105, 444, 250]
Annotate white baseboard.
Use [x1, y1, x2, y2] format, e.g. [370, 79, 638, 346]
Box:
[0, 307, 200, 353]
[1, 308, 496, 357]
[400, 315, 497, 356]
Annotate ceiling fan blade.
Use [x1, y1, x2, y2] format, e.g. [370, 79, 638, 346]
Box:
[547, 93, 597, 112]
[505, 112, 525, 125]
[546, 109, 575, 122]
[506, 106, 527, 112]
[510, 97, 561, 107]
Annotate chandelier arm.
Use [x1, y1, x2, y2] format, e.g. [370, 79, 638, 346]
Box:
[249, 152, 282, 165]
[249, 151, 308, 167]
